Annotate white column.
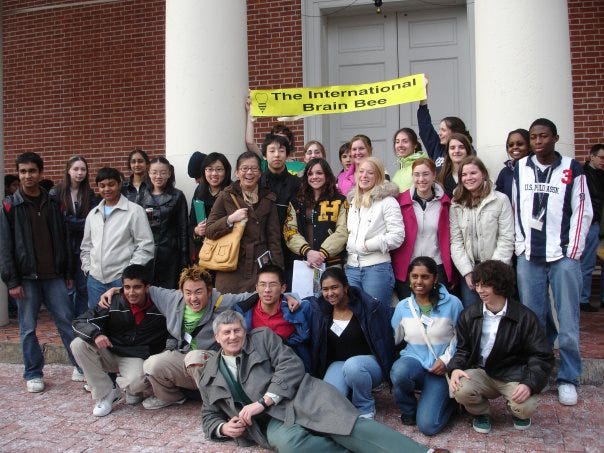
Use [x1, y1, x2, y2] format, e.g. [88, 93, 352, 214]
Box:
[165, 0, 249, 201]
[473, 0, 575, 176]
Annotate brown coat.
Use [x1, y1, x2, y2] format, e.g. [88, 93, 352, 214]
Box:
[205, 181, 284, 293]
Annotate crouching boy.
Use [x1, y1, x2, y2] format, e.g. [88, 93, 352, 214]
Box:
[448, 260, 553, 433]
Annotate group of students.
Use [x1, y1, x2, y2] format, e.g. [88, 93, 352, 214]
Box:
[0, 93, 600, 450]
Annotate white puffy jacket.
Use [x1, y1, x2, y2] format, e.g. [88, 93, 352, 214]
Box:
[346, 181, 405, 267]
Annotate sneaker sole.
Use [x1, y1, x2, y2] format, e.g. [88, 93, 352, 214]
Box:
[514, 423, 531, 430]
[473, 426, 491, 434]
[27, 386, 45, 393]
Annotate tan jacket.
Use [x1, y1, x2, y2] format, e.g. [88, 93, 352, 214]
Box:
[450, 189, 514, 276]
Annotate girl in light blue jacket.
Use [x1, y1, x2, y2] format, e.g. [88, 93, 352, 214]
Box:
[390, 256, 463, 435]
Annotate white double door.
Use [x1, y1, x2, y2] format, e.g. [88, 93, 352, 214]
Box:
[326, 6, 472, 175]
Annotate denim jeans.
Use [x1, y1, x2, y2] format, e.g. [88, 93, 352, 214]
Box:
[18, 278, 78, 380]
[390, 355, 455, 436]
[324, 355, 382, 416]
[460, 278, 482, 308]
[516, 254, 581, 385]
[345, 262, 394, 308]
[87, 275, 122, 309]
[580, 223, 599, 306]
[70, 255, 89, 316]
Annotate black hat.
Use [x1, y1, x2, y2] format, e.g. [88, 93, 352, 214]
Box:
[187, 151, 207, 179]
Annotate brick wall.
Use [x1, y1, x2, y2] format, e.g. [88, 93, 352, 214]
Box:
[568, 0, 604, 162]
[2, 1, 601, 180]
[2, 0, 165, 185]
[246, 0, 305, 159]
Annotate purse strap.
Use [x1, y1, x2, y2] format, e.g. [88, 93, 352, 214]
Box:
[407, 299, 439, 362]
[230, 193, 241, 210]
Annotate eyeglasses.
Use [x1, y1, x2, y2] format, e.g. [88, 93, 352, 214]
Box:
[150, 171, 169, 177]
[257, 282, 281, 289]
[239, 166, 260, 174]
[305, 149, 322, 155]
[205, 167, 225, 174]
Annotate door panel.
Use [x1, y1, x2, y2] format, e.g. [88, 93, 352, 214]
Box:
[326, 6, 471, 176]
[398, 8, 471, 136]
[327, 15, 398, 173]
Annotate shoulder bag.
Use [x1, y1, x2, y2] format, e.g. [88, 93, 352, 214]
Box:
[198, 194, 245, 271]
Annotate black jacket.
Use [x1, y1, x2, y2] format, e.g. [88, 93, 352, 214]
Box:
[121, 177, 148, 203]
[448, 301, 553, 394]
[189, 183, 220, 260]
[72, 292, 167, 359]
[583, 162, 604, 225]
[49, 186, 100, 255]
[261, 169, 301, 226]
[309, 286, 395, 381]
[138, 186, 189, 288]
[0, 188, 72, 289]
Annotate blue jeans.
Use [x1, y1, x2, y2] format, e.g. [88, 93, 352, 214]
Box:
[580, 223, 599, 306]
[390, 355, 455, 436]
[516, 254, 581, 385]
[70, 255, 89, 316]
[18, 278, 78, 380]
[460, 278, 482, 308]
[87, 275, 122, 309]
[345, 262, 394, 308]
[324, 355, 382, 416]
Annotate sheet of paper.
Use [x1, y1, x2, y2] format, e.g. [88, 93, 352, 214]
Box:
[291, 260, 325, 299]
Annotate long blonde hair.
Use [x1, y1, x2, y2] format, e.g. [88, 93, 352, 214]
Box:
[352, 156, 385, 208]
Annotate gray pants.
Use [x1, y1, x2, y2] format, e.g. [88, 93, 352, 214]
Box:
[70, 337, 149, 400]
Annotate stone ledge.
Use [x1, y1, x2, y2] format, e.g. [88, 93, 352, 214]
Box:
[1, 341, 603, 386]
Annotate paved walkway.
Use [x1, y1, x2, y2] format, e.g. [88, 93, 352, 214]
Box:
[1, 308, 603, 452]
[0, 363, 602, 452]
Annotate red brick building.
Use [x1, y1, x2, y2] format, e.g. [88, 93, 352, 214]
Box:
[1, 0, 602, 186]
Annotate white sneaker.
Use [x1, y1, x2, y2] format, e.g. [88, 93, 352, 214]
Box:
[558, 383, 578, 406]
[92, 387, 121, 416]
[71, 368, 86, 382]
[26, 378, 45, 393]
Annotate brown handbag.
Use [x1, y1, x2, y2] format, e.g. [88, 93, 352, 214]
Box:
[198, 194, 245, 271]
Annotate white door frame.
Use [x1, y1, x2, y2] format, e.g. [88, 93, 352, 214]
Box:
[301, 0, 475, 148]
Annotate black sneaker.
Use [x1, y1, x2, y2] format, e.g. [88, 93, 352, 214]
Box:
[580, 304, 598, 312]
[400, 413, 416, 426]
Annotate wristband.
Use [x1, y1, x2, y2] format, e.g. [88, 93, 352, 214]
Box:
[258, 397, 269, 409]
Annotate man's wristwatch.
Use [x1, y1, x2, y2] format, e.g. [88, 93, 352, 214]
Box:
[257, 397, 269, 409]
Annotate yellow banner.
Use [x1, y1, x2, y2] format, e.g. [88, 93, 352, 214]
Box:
[250, 74, 426, 118]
